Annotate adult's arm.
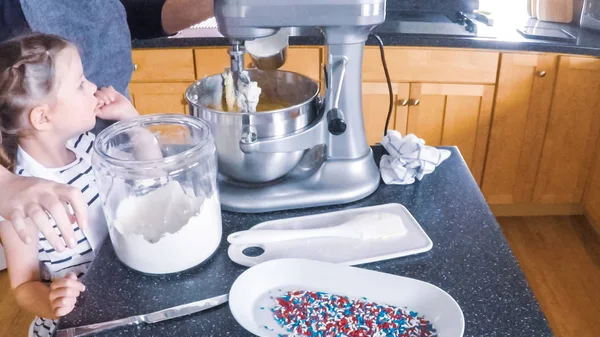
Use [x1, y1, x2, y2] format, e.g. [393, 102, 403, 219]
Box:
[161, 0, 214, 35]
[0, 0, 31, 43]
[120, 0, 213, 39]
[0, 166, 88, 252]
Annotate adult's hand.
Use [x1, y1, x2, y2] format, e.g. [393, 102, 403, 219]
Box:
[0, 170, 88, 252]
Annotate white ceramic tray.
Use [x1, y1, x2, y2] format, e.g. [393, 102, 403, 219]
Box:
[229, 258, 465, 337]
[228, 203, 433, 267]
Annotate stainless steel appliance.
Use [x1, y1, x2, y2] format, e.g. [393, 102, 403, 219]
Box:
[581, 0, 600, 31]
[187, 0, 386, 213]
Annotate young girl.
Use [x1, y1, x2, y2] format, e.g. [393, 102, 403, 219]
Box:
[0, 33, 141, 337]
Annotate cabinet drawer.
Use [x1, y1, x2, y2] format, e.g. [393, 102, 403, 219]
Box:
[131, 49, 196, 82]
[194, 47, 323, 81]
[363, 47, 499, 84]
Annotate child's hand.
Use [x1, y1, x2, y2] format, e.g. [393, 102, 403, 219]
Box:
[49, 272, 86, 317]
[95, 86, 139, 121]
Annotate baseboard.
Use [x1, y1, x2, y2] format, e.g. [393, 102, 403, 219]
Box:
[489, 203, 584, 217]
[584, 210, 600, 236]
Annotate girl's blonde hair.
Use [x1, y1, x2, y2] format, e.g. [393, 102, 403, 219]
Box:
[0, 33, 71, 171]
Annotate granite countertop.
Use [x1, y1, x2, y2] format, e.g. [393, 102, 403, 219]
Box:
[57, 146, 553, 337]
[131, 9, 600, 57]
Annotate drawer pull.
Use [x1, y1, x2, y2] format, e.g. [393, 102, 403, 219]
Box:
[536, 70, 546, 77]
[409, 99, 420, 106]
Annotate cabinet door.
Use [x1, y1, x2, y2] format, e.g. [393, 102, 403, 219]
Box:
[407, 83, 494, 184]
[129, 82, 193, 115]
[362, 82, 409, 145]
[481, 53, 557, 204]
[533, 56, 600, 204]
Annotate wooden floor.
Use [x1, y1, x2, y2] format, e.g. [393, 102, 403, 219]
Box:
[0, 269, 33, 337]
[0, 216, 599, 337]
[498, 216, 600, 337]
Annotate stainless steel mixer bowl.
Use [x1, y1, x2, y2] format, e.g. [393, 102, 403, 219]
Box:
[186, 69, 320, 184]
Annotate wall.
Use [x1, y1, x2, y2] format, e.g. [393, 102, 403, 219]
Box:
[387, 0, 479, 11]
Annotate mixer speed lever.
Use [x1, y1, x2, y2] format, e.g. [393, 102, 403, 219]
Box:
[327, 57, 348, 135]
[327, 108, 346, 135]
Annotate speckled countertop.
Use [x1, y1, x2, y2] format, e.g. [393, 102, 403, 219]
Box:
[56, 146, 553, 337]
[131, 9, 600, 57]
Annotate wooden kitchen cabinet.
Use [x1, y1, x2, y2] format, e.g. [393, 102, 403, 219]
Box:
[362, 82, 493, 184]
[129, 82, 193, 115]
[362, 47, 499, 84]
[533, 56, 600, 204]
[129, 49, 196, 115]
[129, 47, 323, 116]
[481, 53, 558, 206]
[361, 47, 498, 184]
[406, 83, 494, 184]
[362, 82, 409, 145]
[270, 47, 323, 82]
[131, 49, 196, 82]
[193, 46, 323, 81]
[193, 47, 233, 79]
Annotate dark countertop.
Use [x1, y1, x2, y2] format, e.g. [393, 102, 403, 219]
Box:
[132, 10, 600, 57]
[57, 146, 553, 337]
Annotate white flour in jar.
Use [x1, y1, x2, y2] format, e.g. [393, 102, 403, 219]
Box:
[110, 181, 222, 274]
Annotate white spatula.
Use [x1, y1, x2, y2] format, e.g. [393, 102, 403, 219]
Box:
[227, 212, 407, 245]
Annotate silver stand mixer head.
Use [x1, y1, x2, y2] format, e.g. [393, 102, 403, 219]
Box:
[192, 0, 387, 213]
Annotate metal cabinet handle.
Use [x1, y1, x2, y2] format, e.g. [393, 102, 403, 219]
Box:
[409, 99, 420, 106]
[398, 99, 409, 106]
[536, 70, 546, 77]
[133, 64, 139, 71]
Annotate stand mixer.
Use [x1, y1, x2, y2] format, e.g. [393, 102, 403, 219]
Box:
[187, 0, 386, 213]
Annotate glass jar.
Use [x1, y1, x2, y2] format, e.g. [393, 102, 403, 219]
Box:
[92, 114, 221, 274]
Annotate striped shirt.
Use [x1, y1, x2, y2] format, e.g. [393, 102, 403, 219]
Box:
[15, 132, 107, 337]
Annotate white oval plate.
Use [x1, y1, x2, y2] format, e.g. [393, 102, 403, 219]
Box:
[229, 258, 464, 337]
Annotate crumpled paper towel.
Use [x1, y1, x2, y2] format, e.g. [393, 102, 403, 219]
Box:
[380, 130, 451, 185]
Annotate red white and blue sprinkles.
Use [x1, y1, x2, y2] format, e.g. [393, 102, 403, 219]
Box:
[266, 290, 437, 337]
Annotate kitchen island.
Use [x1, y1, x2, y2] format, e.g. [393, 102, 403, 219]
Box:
[57, 146, 553, 337]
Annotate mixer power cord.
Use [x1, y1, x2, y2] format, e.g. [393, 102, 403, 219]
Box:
[369, 33, 394, 139]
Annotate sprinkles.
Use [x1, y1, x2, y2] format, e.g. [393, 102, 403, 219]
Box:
[271, 290, 437, 337]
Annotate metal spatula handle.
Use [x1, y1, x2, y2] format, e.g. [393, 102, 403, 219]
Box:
[56, 294, 228, 337]
[56, 316, 142, 337]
